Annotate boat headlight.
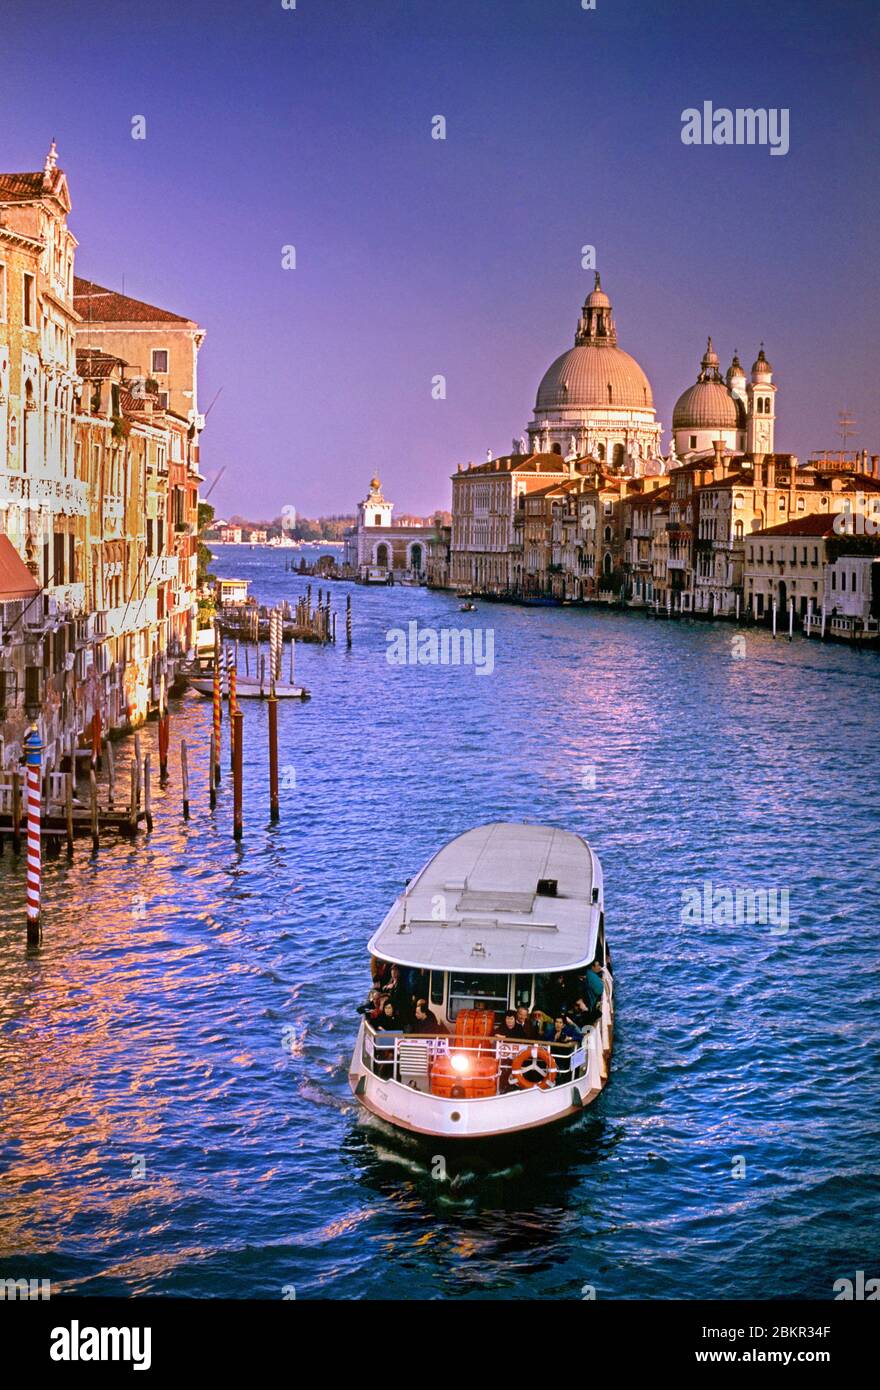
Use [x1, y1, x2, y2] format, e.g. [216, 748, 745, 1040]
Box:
[450, 1052, 470, 1075]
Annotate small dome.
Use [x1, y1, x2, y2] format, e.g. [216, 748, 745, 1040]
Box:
[751, 348, 772, 376]
[536, 345, 653, 412]
[370, 475, 381, 490]
[727, 353, 746, 381]
[673, 381, 744, 430]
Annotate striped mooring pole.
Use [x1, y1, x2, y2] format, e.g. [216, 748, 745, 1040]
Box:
[24, 725, 42, 945]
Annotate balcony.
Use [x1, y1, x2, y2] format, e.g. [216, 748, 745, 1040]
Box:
[149, 555, 179, 582]
[50, 582, 86, 616]
[102, 495, 124, 533]
[0, 468, 89, 517]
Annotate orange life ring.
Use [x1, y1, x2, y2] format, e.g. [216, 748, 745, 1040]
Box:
[510, 1045, 558, 1090]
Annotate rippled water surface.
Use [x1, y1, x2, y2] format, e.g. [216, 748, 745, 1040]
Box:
[1, 547, 879, 1299]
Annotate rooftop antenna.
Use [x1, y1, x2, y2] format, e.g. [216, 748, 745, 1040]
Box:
[837, 408, 857, 449]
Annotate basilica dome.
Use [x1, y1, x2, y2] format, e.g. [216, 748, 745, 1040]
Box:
[673, 380, 744, 430]
[533, 275, 655, 413]
[536, 345, 654, 412]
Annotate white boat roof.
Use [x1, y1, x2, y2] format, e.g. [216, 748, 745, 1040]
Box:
[368, 822, 602, 974]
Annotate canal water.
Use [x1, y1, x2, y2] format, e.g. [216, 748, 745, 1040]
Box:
[1, 545, 878, 1300]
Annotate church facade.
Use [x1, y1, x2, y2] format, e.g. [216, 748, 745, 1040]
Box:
[344, 476, 435, 581]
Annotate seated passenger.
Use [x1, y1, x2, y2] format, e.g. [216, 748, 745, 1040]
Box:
[497, 1010, 526, 1040]
[409, 999, 447, 1035]
[544, 1015, 582, 1045]
[375, 1000, 401, 1031]
[356, 988, 384, 1021]
[526, 1008, 551, 1041]
[568, 996, 595, 1028]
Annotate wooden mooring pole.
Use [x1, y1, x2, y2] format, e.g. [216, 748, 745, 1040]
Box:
[65, 772, 74, 859]
[181, 739, 190, 819]
[229, 663, 237, 771]
[209, 732, 217, 811]
[268, 693, 279, 823]
[90, 770, 99, 854]
[129, 762, 138, 837]
[213, 645, 222, 785]
[233, 709, 244, 841]
[346, 593, 352, 648]
[12, 769, 21, 855]
[144, 753, 153, 832]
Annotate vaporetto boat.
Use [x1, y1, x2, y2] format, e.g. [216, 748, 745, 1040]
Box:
[349, 822, 614, 1140]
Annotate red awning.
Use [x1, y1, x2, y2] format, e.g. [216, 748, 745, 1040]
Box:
[0, 534, 40, 600]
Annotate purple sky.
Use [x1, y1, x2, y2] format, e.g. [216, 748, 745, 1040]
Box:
[3, 0, 879, 518]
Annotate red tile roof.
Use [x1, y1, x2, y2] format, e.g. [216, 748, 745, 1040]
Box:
[0, 172, 47, 202]
[751, 514, 843, 538]
[76, 348, 128, 378]
[0, 535, 40, 600]
[74, 276, 192, 324]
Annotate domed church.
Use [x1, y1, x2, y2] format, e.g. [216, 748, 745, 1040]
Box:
[525, 273, 662, 472]
[672, 339, 776, 458]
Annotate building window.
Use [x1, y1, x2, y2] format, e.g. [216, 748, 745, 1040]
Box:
[797, 497, 805, 511]
[152, 349, 169, 373]
[157, 392, 169, 410]
[23, 272, 36, 327]
[0, 262, 6, 321]
[689, 435, 697, 449]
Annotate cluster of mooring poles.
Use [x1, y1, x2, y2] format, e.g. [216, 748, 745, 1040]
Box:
[9, 596, 335, 944]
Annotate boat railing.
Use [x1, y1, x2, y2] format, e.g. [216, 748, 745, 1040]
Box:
[361, 1024, 606, 1097]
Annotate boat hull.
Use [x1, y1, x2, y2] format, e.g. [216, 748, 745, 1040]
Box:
[348, 1020, 612, 1141]
[189, 677, 309, 700]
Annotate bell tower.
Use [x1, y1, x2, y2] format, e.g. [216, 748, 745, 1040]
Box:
[746, 347, 776, 455]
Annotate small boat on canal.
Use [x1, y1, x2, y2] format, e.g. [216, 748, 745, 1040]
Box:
[349, 822, 614, 1140]
[188, 674, 310, 700]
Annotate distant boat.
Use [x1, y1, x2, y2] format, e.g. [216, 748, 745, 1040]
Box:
[189, 676, 310, 701]
[459, 601, 476, 612]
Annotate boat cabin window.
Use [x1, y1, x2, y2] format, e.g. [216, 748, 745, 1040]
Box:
[513, 974, 533, 1009]
[429, 971, 444, 1007]
[447, 972, 509, 1022]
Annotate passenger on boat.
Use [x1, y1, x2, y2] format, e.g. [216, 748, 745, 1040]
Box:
[568, 997, 596, 1028]
[515, 1006, 530, 1033]
[526, 1008, 552, 1041]
[408, 1000, 448, 1036]
[497, 1011, 526, 1040]
[356, 988, 386, 1022]
[375, 1000, 401, 1030]
[544, 1015, 582, 1045]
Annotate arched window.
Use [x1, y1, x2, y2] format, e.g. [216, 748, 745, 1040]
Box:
[596, 443, 605, 461]
[734, 520, 744, 540]
[756, 398, 764, 414]
[603, 552, 613, 576]
[612, 443, 625, 469]
[607, 383, 613, 403]
[604, 525, 612, 542]
[551, 442, 562, 455]
[410, 544, 423, 572]
[376, 543, 389, 569]
[374, 514, 382, 524]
